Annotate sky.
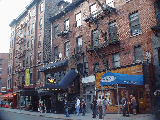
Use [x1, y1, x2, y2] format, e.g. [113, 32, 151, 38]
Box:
[0, 0, 72, 53]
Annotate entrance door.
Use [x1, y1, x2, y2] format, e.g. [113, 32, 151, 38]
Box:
[85, 94, 95, 113]
[138, 90, 146, 113]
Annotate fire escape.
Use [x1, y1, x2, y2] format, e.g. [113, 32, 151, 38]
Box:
[151, 1, 160, 37]
[15, 22, 27, 88]
[84, 0, 119, 70]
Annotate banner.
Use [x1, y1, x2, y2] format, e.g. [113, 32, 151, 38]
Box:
[25, 69, 30, 86]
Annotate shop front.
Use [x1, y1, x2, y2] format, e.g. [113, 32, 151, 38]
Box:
[95, 63, 153, 114]
[39, 59, 80, 113]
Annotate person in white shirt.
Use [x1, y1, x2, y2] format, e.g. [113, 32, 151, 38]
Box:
[75, 97, 80, 116]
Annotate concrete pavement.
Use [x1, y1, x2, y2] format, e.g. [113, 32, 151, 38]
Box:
[0, 107, 158, 120]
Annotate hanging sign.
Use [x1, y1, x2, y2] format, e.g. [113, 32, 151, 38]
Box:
[25, 69, 30, 86]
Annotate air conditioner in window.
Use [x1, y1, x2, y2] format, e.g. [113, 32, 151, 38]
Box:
[136, 60, 141, 63]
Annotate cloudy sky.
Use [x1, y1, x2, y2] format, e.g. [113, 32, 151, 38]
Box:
[0, 0, 71, 53]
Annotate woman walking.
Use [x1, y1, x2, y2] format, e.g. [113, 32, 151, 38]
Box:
[81, 99, 86, 116]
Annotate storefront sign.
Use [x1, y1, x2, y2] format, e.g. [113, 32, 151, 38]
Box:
[82, 76, 95, 83]
[101, 76, 116, 82]
[1, 87, 6, 92]
[25, 69, 30, 86]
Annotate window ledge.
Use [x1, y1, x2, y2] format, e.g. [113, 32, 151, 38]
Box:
[130, 32, 142, 38]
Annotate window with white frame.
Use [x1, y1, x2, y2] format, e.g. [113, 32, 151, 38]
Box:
[54, 25, 59, 38]
[28, 23, 30, 36]
[31, 37, 33, 49]
[0, 68, 2, 75]
[38, 52, 41, 63]
[40, 3, 43, 12]
[30, 55, 32, 66]
[7, 80, 9, 88]
[38, 34, 41, 48]
[27, 40, 29, 48]
[134, 45, 143, 62]
[92, 29, 99, 47]
[38, 71, 40, 81]
[76, 36, 83, 53]
[64, 19, 69, 31]
[106, 0, 114, 8]
[26, 57, 28, 67]
[76, 12, 81, 27]
[112, 52, 120, 68]
[65, 42, 70, 57]
[108, 21, 118, 41]
[54, 46, 59, 61]
[90, 3, 97, 17]
[30, 71, 33, 84]
[129, 11, 141, 36]
[39, 17, 42, 29]
[31, 22, 34, 34]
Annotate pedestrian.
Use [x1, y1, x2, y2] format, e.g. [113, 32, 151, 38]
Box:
[122, 95, 127, 116]
[92, 97, 97, 118]
[131, 96, 137, 115]
[97, 96, 103, 119]
[75, 97, 80, 116]
[64, 99, 70, 117]
[81, 99, 86, 116]
[39, 99, 42, 113]
[1, 101, 3, 108]
[103, 97, 107, 115]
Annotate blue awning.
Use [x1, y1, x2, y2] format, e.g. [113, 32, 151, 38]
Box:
[44, 70, 79, 90]
[40, 59, 68, 72]
[100, 72, 143, 86]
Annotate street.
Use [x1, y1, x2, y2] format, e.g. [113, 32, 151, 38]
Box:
[0, 108, 159, 120]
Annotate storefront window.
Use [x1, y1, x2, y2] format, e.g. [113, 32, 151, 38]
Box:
[87, 95, 91, 102]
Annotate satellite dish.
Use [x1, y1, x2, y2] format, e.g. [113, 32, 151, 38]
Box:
[59, 53, 62, 59]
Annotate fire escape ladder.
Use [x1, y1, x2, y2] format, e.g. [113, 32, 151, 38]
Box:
[96, 0, 105, 11]
[93, 49, 107, 70]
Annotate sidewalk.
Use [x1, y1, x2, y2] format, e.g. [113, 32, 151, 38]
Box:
[0, 107, 157, 120]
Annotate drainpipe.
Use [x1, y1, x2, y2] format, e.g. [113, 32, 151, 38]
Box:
[51, 23, 53, 62]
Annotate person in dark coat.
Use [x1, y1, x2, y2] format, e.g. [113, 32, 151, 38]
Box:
[92, 97, 97, 118]
[122, 94, 129, 117]
[81, 99, 86, 116]
[64, 99, 70, 117]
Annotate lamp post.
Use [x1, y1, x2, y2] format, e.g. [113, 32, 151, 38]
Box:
[117, 84, 119, 115]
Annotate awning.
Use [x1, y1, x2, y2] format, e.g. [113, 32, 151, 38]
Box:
[0, 93, 13, 99]
[45, 70, 79, 90]
[100, 72, 143, 86]
[40, 59, 68, 72]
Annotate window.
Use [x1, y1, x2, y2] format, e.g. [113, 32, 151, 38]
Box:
[76, 12, 81, 27]
[65, 42, 70, 57]
[39, 18, 42, 29]
[134, 45, 143, 62]
[38, 71, 40, 81]
[10, 79, 12, 88]
[76, 36, 83, 53]
[38, 34, 41, 48]
[77, 62, 88, 76]
[38, 52, 41, 63]
[0, 78, 1, 86]
[90, 3, 97, 17]
[31, 22, 34, 34]
[108, 21, 118, 41]
[23, 58, 25, 67]
[28, 23, 30, 36]
[40, 3, 43, 12]
[64, 19, 69, 31]
[54, 25, 59, 38]
[27, 40, 29, 48]
[112, 52, 120, 68]
[30, 72, 32, 84]
[26, 57, 28, 67]
[0, 59, 2, 65]
[92, 29, 99, 47]
[54, 46, 59, 61]
[22, 74, 24, 85]
[93, 62, 99, 73]
[10, 53, 12, 60]
[10, 39, 11, 48]
[7, 80, 9, 88]
[129, 11, 141, 36]
[0, 68, 2, 75]
[30, 55, 32, 66]
[106, 0, 114, 7]
[31, 37, 33, 49]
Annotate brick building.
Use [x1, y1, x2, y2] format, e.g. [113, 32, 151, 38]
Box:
[0, 53, 9, 95]
[9, 0, 67, 110]
[47, 0, 157, 113]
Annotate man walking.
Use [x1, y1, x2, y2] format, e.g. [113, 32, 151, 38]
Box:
[97, 96, 103, 119]
[64, 99, 70, 117]
[81, 99, 86, 116]
[75, 97, 80, 116]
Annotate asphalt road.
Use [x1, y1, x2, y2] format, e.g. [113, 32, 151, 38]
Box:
[0, 111, 63, 120]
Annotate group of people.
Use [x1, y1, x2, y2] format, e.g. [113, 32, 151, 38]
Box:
[92, 96, 108, 119]
[64, 97, 86, 117]
[122, 94, 137, 117]
[39, 99, 47, 113]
